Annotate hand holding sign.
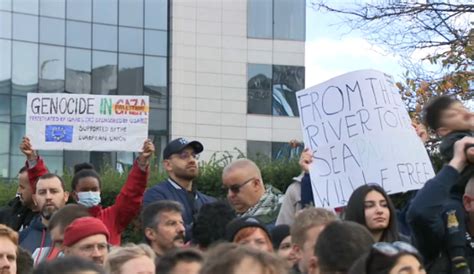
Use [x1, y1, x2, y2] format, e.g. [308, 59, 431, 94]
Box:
[137, 139, 155, 169]
[20, 137, 37, 161]
[299, 148, 313, 173]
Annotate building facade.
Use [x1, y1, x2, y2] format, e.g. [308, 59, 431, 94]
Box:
[0, 0, 305, 179]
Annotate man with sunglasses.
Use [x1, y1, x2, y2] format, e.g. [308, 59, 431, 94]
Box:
[143, 138, 216, 241]
[222, 159, 283, 228]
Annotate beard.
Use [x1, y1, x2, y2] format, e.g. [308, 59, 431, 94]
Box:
[41, 204, 59, 220]
[173, 165, 198, 181]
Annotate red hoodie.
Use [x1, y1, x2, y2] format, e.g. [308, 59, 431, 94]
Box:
[27, 157, 148, 245]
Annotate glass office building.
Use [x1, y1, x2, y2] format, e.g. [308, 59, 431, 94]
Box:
[0, 0, 169, 178]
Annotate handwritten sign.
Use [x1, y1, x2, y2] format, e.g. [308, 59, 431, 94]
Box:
[26, 93, 149, 152]
[296, 70, 435, 208]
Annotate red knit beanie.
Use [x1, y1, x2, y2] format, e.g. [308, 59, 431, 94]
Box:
[63, 217, 110, 247]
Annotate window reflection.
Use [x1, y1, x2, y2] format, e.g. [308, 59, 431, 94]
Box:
[10, 124, 24, 157]
[247, 0, 272, 39]
[144, 56, 166, 110]
[119, 27, 143, 54]
[0, 11, 11, 39]
[149, 107, 167, 131]
[0, 0, 11, 11]
[145, 30, 166, 56]
[93, 0, 117, 24]
[39, 45, 65, 93]
[67, 21, 91, 48]
[274, 0, 305, 41]
[145, 0, 167, 30]
[66, 48, 91, 94]
[66, 0, 91, 22]
[40, 0, 65, 18]
[93, 24, 117, 52]
[13, 13, 38, 42]
[118, 53, 143, 95]
[0, 40, 11, 85]
[11, 96, 26, 123]
[12, 41, 38, 95]
[119, 0, 143, 27]
[272, 65, 304, 117]
[0, 123, 10, 178]
[247, 141, 271, 160]
[92, 51, 117, 95]
[40, 17, 65, 45]
[0, 95, 10, 122]
[13, 0, 38, 15]
[247, 64, 272, 115]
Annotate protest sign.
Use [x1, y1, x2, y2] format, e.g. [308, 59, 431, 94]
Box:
[296, 69, 435, 208]
[26, 93, 149, 152]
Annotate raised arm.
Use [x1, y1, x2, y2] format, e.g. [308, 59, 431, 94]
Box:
[20, 137, 48, 193]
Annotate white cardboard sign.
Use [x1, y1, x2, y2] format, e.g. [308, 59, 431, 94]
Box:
[26, 93, 149, 152]
[296, 70, 435, 208]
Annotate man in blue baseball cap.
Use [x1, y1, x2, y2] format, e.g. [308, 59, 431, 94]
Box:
[143, 138, 216, 241]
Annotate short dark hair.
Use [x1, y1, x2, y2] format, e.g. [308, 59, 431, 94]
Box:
[71, 169, 101, 191]
[74, 162, 95, 174]
[33, 256, 105, 274]
[315, 221, 375, 273]
[422, 95, 458, 131]
[344, 184, 399, 242]
[142, 201, 184, 229]
[48, 204, 90, 232]
[36, 173, 66, 191]
[17, 247, 33, 274]
[18, 166, 27, 174]
[156, 248, 203, 274]
[192, 200, 236, 248]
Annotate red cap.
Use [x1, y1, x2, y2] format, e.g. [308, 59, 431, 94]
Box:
[63, 217, 110, 247]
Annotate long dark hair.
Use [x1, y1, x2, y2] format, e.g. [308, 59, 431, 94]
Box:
[344, 184, 399, 242]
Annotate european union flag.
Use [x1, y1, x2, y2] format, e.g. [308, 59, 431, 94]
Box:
[45, 125, 73, 143]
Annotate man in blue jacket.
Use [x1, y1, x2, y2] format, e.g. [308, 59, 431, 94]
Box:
[143, 138, 216, 240]
[408, 136, 474, 273]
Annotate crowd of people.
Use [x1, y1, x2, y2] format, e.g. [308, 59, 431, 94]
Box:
[0, 95, 473, 274]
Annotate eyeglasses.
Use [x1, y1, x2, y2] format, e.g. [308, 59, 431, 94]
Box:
[223, 177, 254, 194]
[173, 151, 200, 160]
[372, 241, 419, 256]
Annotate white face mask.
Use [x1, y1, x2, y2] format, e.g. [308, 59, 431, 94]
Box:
[77, 191, 101, 208]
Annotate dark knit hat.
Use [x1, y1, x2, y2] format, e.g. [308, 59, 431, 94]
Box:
[270, 224, 290, 249]
[63, 217, 110, 247]
[225, 217, 271, 242]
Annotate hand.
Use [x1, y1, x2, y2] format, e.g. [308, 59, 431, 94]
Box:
[466, 145, 474, 164]
[20, 137, 37, 161]
[412, 122, 429, 143]
[449, 136, 474, 172]
[299, 148, 313, 173]
[137, 139, 155, 167]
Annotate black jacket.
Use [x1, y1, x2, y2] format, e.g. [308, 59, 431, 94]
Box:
[0, 197, 37, 231]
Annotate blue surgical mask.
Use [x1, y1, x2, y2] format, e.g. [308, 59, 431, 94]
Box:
[77, 191, 101, 208]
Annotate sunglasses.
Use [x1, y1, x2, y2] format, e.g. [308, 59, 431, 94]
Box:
[223, 177, 255, 194]
[173, 151, 200, 160]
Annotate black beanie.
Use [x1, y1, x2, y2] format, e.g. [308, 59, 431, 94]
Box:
[271, 224, 290, 249]
[225, 217, 271, 242]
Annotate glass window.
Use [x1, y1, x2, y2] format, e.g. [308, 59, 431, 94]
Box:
[66, 48, 91, 94]
[37, 152, 63, 175]
[93, 0, 117, 24]
[0, 0, 11, 11]
[10, 124, 24, 156]
[12, 41, 38, 95]
[247, 0, 272, 39]
[40, 17, 65, 45]
[66, 0, 91, 21]
[247, 140, 271, 160]
[39, 45, 65, 93]
[13, 0, 38, 14]
[40, 0, 65, 18]
[145, 30, 166, 56]
[247, 64, 272, 115]
[0, 123, 10, 178]
[119, 0, 143, 27]
[11, 96, 26, 123]
[118, 53, 143, 95]
[272, 65, 304, 117]
[119, 27, 143, 54]
[144, 56, 166, 108]
[0, 95, 10, 122]
[93, 24, 117, 51]
[13, 13, 38, 42]
[272, 141, 303, 160]
[66, 21, 91, 48]
[274, 0, 305, 41]
[145, 0, 167, 30]
[149, 107, 167, 131]
[0, 39, 11, 84]
[0, 11, 11, 39]
[92, 51, 117, 95]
